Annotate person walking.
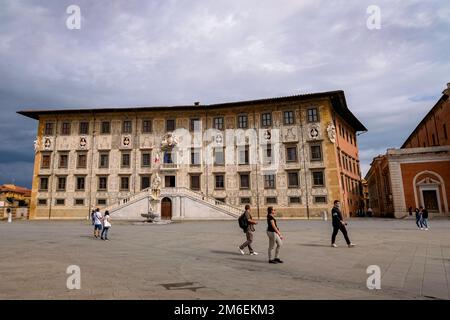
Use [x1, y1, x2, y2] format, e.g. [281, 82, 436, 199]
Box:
[93, 208, 103, 238]
[415, 207, 422, 230]
[91, 208, 96, 225]
[331, 200, 355, 248]
[420, 206, 429, 230]
[266, 206, 283, 264]
[238, 205, 258, 255]
[101, 211, 111, 240]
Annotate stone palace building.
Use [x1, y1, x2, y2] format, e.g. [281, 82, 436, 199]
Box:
[18, 90, 367, 220]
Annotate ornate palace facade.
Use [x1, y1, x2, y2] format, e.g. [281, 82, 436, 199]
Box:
[19, 90, 366, 220]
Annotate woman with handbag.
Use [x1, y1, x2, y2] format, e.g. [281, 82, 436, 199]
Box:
[101, 211, 111, 241]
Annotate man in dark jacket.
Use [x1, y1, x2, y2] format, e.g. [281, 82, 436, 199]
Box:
[419, 206, 429, 230]
[331, 200, 355, 248]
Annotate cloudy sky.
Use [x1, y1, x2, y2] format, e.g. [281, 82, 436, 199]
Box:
[0, 0, 449, 188]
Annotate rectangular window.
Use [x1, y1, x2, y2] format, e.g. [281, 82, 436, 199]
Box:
[142, 120, 152, 133]
[214, 117, 224, 130]
[98, 177, 108, 191]
[74, 199, 85, 206]
[289, 196, 301, 204]
[237, 114, 248, 129]
[121, 153, 131, 168]
[61, 122, 71, 135]
[41, 154, 51, 169]
[164, 151, 173, 164]
[264, 174, 276, 189]
[55, 199, 65, 206]
[97, 199, 107, 206]
[142, 153, 151, 167]
[314, 196, 327, 204]
[261, 112, 272, 127]
[283, 111, 295, 125]
[190, 118, 201, 132]
[57, 177, 66, 191]
[99, 153, 109, 168]
[238, 146, 249, 165]
[76, 177, 85, 191]
[77, 153, 87, 169]
[190, 175, 200, 190]
[262, 144, 272, 164]
[215, 175, 225, 189]
[312, 171, 324, 186]
[101, 121, 110, 134]
[307, 108, 319, 122]
[286, 146, 298, 162]
[240, 174, 250, 189]
[166, 119, 175, 131]
[190, 148, 201, 166]
[79, 122, 89, 135]
[44, 122, 54, 135]
[122, 120, 132, 134]
[120, 176, 130, 191]
[266, 197, 277, 204]
[288, 172, 299, 188]
[141, 176, 151, 190]
[165, 176, 176, 187]
[59, 154, 68, 168]
[39, 177, 49, 191]
[240, 197, 251, 204]
[214, 147, 225, 165]
[310, 145, 322, 161]
[38, 199, 47, 206]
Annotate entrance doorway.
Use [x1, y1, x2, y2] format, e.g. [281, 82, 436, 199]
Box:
[161, 197, 172, 220]
[422, 190, 439, 212]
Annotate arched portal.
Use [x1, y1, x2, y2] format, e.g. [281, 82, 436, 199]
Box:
[161, 197, 172, 220]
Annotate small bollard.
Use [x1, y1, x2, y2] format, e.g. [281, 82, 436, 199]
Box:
[322, 211, 328, 221]
[7, 209, 12, 223]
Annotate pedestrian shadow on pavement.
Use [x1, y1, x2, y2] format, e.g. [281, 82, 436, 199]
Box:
[228, 258, 268, 264]
[211, 250, 242, 256]
[297, 243, 330, 247]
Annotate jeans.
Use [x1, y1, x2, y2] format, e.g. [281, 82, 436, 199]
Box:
[267, 231, 282, 260]
[239, 231, 254, 253]
[101, 227, 110, 239]
[421, 218, 428, 228]
[332, 225, 351, 245]
[416, 217, 422, 228]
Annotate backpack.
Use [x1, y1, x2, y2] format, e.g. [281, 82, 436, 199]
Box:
[238, 212, 248, 230]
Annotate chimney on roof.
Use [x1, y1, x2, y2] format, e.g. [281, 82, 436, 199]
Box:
[194, 101, 200, 106]
[443, 83, 450, 96]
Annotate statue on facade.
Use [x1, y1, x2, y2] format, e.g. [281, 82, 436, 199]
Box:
[34, 138, 40, 154]
[327, 122, 336, 144]
[150, 172, 162, 200]
[160, 133, 178, 151]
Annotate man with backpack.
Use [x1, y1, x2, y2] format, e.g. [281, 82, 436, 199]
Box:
[238, 205, 258, 255]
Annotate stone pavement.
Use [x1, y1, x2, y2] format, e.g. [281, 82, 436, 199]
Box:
[0, 218, 449, 300]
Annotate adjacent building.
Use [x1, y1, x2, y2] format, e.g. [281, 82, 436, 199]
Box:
[366, 83, 450, 218]
[18, 90, 366, 220]
[0, 184, 31, 219]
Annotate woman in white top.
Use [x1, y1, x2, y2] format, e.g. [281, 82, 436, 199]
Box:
[101, 211, 111, 241]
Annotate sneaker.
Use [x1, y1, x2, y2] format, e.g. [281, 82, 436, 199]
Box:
[420, 228, 424, 230]
[268, 260, 277, 264]
[238, 247, 245, 255]
[331, 243, 338, 248]
[105, 238, 110, 241]
[348, 243, 355, 247]
[274, 258, 284, 263]
[425, 228, 429, 231]
[250, 252, 259, 256]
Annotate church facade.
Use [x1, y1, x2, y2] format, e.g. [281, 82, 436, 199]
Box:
[19, 90, 366, 220]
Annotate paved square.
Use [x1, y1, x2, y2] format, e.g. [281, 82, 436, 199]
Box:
[1, 218, 450, 299]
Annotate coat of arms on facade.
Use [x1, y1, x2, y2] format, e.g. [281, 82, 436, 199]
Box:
[285, 127, 296, 141]
[264, 129, 271, 141]
[43, 138, 52, 149]
[327, 122, 336, 144]
[309, 126, 319, 139]
[80, 137, 87, 149]
[160, 133, 178, 151]
[123, 136, 131, 147]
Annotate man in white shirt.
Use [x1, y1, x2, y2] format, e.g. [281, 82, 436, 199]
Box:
[93, 208, 103, 238]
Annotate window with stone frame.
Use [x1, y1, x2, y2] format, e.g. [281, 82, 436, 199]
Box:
[266, 197, 277, 204]
[314, 196, 327, 204]
[190, 148, 201, 166]
[61, 122, 71, 135]
[237, 114, 248, 129]
[262, 144, 272, 164]
[307, 108, 319, 122]
[214, 147, 225, 166]
[190, 118, 201, 132]
[101, 121, 110, 134]
[286, 145, 298, 162]
[77, 153, 87, 169]
[98, 176, 108, 191]
[283, 111, 295, 125]
[215, 174, 225, 190]
[122, 120, 132, 134]
[59, 154, 68, 168]
[38, 199, 47, 206]
[57, 176, 67, 191]
[39, 177, 49, 191]
[287, 171, 299, 188]
[312, 170, 325, 187]
[214, 117, 224, 130]
[238, 145, 249, 165]
[264, 174, 276, 189]
[310, 144, 322, 161]
[120, 176, 130, 191]
[261, 112, 272, 127]
[74, 199, 85, 206]
[99, 153, 109, 168]
[121, 153, 131, 168]
[166, 119, 175, 132]
[240, 173, 250, 189]
[44, 122, 54, 135]
[289, 196, 301, 204]
[142, 120, 152, 133]
[76, 176, 85, 191]
[141, 176, 151, 190]
[142, 153, 151, 167]
[190, 175, 201, 191]
[240, 197, 251, 204]
[41, 154, 51, 169]
[97, 199, 107, 206]
[55, 199, 65, 206]
[79, 122, 89, 135]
